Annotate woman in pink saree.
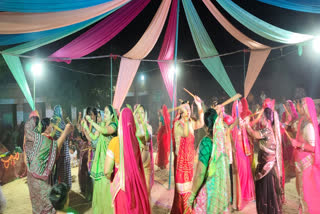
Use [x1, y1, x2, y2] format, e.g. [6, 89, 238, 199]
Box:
[231, 100, 255, 210]
[104, 108, 150, 214]
[289, 97, 320, 213]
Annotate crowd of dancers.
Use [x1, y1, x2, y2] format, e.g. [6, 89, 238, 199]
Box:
[21, 93, 320, 214]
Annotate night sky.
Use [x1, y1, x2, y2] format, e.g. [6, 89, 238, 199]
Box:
[1, 0, 320, 110]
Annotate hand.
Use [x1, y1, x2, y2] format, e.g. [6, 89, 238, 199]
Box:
[85, 115, 92, 123]
[214, 104, 222, 114]
[65, 123, 74, 135]
[243, 116, 250, 124]
[291, 139, 301, 148]
[194, 96, 202, 107]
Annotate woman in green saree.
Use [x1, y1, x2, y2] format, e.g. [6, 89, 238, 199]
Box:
[24, 111, 73, 214]
[84, 105, 118, 214]
[188, 107, 231, 213]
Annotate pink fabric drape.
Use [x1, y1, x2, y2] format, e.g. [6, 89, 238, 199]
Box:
[118, 108, 151, 214]
[113, 0, 171, 109]
[49, 0, 150, 63]
[0, 0, 129, 34]
[202, 0, 270, 97]
[157, 0, 177, 102]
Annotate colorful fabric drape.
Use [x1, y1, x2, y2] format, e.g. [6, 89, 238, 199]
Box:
[157, 0, 177, 101]
[182, 0, 236, 97]
[50, 0, 150, 63]
[113, 0, 171, 109]
[216, 0, 314, 44]
[257, 0, 320, 14]
[0, 0, 128, 34]
[0, 0, 113, 13]
[2, 10, 116, 110]
[202, 0, 270, 97]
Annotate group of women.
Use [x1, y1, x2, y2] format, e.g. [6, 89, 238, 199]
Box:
[22, 94, 320, 214]
[157, 95, 319, 214]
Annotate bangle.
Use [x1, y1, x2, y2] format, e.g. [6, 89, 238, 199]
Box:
[198, 109, 203, 114]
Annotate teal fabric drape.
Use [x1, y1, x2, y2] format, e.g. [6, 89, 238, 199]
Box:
[257, 0, 320, 14]
[2, 9, 117, 110]
[182, 0, 236, 97]
[217, 0, 314, 44]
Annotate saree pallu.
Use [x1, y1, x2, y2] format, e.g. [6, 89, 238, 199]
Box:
[232, 128, 255, 210]
[156, 125, 170, 169]
[171, 133, 195, 214]
[91, 133, 115, 214]
[194, 155, 231, 214]
[294, 150, 320, 214]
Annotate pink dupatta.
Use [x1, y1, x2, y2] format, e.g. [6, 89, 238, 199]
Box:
[116, 108, 150, 214]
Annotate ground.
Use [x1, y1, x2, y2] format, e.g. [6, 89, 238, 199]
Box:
[2, 165, 299, 214]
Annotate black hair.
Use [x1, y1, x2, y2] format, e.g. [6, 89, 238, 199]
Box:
[204, 108, 218, 134]
[178, 101, 190, 119]
[86, 107, 98, 122]
[31, 116, 40, 128]
[49, 183, 68, 211]
[264, 107, 274, 125]
[106, 105, 114, 117]
[41, 118, 51, 133]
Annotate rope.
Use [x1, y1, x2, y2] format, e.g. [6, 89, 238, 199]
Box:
[0, 40, 309, 63]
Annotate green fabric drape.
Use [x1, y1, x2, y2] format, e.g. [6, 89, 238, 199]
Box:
[1, 10, 116, 110]
[182, 0, 236, 97]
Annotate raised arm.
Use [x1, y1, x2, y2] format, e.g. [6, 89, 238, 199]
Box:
[193, 96, 204, 130]
[86, 115, 116, 135]
[56, 124, 73, 151]
[245, 122, 263, 140]
[290, 123, 315, 153]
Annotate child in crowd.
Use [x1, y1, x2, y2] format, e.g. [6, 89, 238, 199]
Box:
[49, 183, 78, 214]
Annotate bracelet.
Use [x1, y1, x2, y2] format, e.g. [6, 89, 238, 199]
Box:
[198, 109, 203, 114]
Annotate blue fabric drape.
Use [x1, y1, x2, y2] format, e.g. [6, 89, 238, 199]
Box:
[0, 0, 113, 13]
[257, 0, 320, 14]
[182, 0, 236, 97]
[217, 0, 314, 44]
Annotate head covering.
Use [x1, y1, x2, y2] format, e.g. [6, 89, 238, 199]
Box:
[118, 108, 150, 213]
[262, 98, 275, 111]
[53, 105, 63, 118]
[240, 98, 252, 119]
[287, 100, 298, 120]
[302, 97, 320, 166]
[53, 105, 65, 137]
[29, 110, 40, 119]
[224, 114, 235, 126]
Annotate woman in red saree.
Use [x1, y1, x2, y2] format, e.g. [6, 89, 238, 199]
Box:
[156, 105, 171, 169]
[171, 96, 204, 214]
[231, 100, 255, 211]
[289, 97, 320, 213]
[281, 100, 298, 179]
[104, 108, 150, 214]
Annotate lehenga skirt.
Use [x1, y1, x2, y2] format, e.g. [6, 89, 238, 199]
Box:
[255, 168, 282, 214]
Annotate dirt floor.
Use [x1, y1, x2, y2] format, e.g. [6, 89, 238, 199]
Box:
[1, 163, 300, 214]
